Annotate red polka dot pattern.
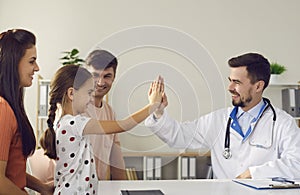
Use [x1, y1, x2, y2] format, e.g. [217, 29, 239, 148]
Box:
[54, 115, 98, 194]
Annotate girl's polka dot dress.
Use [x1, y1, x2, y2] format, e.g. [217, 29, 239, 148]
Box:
[54, 114, 98, 195]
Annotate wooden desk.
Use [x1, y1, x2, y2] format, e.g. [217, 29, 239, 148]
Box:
[98, 179, 300, 195]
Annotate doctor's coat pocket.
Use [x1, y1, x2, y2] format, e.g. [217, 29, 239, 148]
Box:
[248, 117, 274, 150]
[248, 130, 277, 159]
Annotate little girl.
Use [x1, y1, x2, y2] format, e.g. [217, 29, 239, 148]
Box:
[40, 65, 163, 195]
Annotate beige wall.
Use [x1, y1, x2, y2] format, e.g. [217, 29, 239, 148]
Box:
[1, 0, 299, 152]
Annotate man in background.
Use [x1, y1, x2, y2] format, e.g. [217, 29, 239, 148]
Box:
[85, 49, 126, 180]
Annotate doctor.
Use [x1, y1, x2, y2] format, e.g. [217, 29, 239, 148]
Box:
[145, 53, 300, 179]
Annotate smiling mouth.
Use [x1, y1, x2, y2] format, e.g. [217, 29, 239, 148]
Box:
[96, 86, 106, 91]
[229, 90, 239, 98]
[231, 93, 240, 100]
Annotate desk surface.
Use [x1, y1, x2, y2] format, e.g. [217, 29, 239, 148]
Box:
[122, 150, 210, 157]
[98, 179, 300, 195]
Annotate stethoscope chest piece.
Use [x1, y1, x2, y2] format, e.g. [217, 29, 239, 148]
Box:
[223, 147, 232, 159]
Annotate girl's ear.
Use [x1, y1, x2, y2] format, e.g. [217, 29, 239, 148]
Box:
[67, 87, 74, 101]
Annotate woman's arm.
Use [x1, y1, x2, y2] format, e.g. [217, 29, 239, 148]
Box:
[0, 161, 27, 195]
[26, 173, 54, 195]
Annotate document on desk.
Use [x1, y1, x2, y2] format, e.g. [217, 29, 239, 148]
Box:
[120, 189, 164, 195]
[233, 179, 300, 190]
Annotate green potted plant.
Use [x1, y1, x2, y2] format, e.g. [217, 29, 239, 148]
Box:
[60, 48, 85, 66]
[270, 62, 286, 75]
[270, 62, 287, 84]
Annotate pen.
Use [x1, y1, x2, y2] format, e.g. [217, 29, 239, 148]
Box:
[271, 177, 295, 184]
[269, 183, 300, 188]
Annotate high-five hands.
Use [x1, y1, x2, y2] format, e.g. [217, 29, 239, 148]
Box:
[148, 75, 164, 106]
[148, 76, 168, 119]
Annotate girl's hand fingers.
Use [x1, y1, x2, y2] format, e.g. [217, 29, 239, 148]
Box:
[154, 80, 159, 91]
[148, 83, 152, 96]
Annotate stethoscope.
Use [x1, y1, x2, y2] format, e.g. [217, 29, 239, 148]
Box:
[222, 97, 277, 159]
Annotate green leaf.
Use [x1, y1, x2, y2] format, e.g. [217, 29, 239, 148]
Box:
[70, 48, 79, 56]
[60, 48, 85, 66]
[270, 62, 287, 74]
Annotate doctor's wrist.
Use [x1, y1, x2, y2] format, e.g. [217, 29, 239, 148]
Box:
[153, 110, 163, 120]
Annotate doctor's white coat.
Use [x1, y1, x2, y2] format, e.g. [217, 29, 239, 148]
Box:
[145, 106, 300, 179]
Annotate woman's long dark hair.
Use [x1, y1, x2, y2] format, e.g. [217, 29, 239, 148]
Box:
[0, 29, 36, 157]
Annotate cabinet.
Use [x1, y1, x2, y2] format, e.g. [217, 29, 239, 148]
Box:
[123, 150, 211, 180]
[35, 76, 51, 146]
[267, 82, 300, 126]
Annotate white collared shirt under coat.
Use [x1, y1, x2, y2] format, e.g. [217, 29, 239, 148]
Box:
[145, 106, 300, 179]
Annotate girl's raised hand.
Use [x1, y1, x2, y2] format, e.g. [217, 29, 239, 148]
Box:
[148, 76, 164, 106]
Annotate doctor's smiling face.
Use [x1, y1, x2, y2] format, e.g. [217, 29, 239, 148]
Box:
[227, 53, 270, 111]
[228, 66, 263, 111]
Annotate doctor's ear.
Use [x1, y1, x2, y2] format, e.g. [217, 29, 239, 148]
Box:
[255, 80, 265, 92]
[67, 87, 74, 101]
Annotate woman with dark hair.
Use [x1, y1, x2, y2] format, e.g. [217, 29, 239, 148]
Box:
[0, 29, 53, 194]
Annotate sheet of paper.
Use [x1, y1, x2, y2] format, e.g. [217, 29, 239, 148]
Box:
[233, 179, 300, 190]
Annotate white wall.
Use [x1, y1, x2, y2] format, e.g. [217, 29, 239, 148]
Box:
[1, 0, 299, 153]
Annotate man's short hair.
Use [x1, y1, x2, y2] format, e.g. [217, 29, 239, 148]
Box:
[85, 49, 118, 75]
[228, 53, 270, 90]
